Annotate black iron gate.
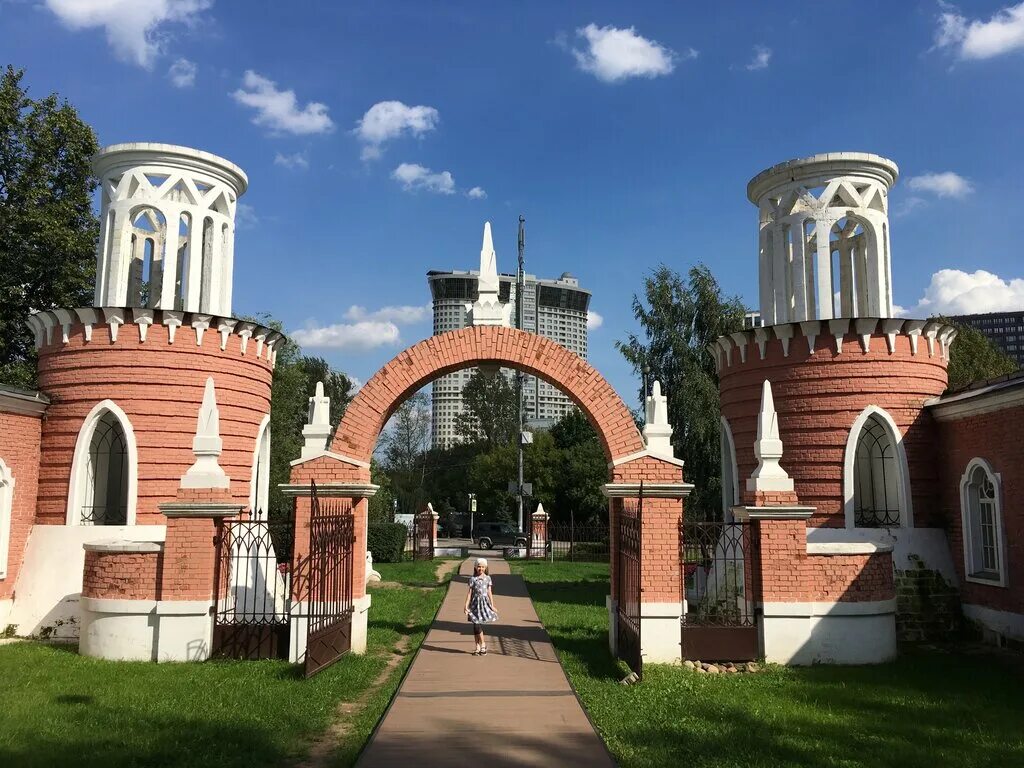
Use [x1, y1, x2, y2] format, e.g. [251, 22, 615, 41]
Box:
[616, 485, 643, 679]
[304, 485, 356, 678]
[680, 520, 760, 661]
[526, 513, 548, 559]
[413, 512, 434, 561]
[211, 513, 294, 660]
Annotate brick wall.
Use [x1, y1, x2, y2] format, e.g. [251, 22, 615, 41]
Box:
[936, 400, 1024, 617]
[35, 321, 272, 524]
[82, 549, 162, 600]
[0, 410, 43, 600]
[161, 514, 221, 601]
[720, 331, 948, 528]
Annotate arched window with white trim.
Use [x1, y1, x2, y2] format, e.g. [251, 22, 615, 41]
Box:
[960, 459, 1006, 587]
[68, 401, 138, 526]
[720, 417, 739, 522]
[843, 406, 912, 529]
[249, 415, 271, 519]
[0, 458, 14, 579]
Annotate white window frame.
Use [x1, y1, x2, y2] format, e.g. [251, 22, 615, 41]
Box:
[66, 400, 139, 526]
[842, 405, 914, 529]
[0, 458, 14, 579]
[959, 457, 1007, 588]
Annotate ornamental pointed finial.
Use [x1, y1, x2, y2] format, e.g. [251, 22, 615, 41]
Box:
[642, 379, 674, 459]
[746, 379, 794, 493]
[300, 380, 333, 460]
[479, 221, 498, 294]
[181, 377, 229, 488]
[469, 220, 510, 327]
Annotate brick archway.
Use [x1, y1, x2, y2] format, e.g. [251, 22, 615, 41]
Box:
[332, 326, 644, 464]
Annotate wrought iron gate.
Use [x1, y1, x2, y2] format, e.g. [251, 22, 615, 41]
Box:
[616, 485, 643, 679]
[526, 513, 548, 559]
[211, 514, 294, 660]
[413, 512, 434, 561]
[680, 520, 760, 661]
[304, 486, 355, 677]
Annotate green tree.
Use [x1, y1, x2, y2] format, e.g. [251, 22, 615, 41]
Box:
[367, 458, 395, 524]
[379, 392, 431, 512]
[550, 410, 607, 525]
[617, 264, 746, 521]
[944, 319, 1018, 390]
[454, 368, 519, 445]
[0, 66, 99, 386]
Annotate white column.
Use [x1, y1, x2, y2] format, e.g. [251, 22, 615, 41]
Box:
[95, 209, 113, 306]
[758, 222, 775, 324]
[186, 212, 205, 312]
[864, 222, 886, 317]
[159, 206, 180, 310]
[772, 225, 789, 324]
[814, 220, 834, 321]
[838, 240, 854, 317]
[220, 224, 234, 316]
[206, 217, 223, 315]
[790, 217, 807, 322]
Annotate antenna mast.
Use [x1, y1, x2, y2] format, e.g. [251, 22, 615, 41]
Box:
[516, 215, 526, 532]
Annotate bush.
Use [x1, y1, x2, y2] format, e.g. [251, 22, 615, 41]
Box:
[368, 523, 408, 563]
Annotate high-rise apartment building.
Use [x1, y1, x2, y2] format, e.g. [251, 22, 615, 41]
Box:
[948, 310, 1024, 368]
[427, 266, 590, 448]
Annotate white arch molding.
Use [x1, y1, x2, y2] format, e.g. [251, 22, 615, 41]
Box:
[842, 405, 914, 529]
[720, 416, 740, 521]
[249, 414, 271, 518]
[0, 458, 14, 579]
[958, 457, 1007, 587]
[66, 400, 139, 526]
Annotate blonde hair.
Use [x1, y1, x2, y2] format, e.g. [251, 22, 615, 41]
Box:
[474, 558, 489, 575]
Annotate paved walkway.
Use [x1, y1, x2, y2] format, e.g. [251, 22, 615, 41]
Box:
[357, 558, 615, 767]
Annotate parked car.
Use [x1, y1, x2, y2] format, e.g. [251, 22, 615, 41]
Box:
[473, 522, 528, 550]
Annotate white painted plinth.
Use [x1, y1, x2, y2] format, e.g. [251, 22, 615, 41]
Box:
[606, 595, 617, 656]
[154, 601, 213, 661]
[761, 600, 897, 665]
[640, 602, 683, 664]
[289, 594, 372, 664]
[79, 597, 157, 661]
[963, 603, 1024, 643]
[352, 594, 370, 654]
[0, 599, 12, 630]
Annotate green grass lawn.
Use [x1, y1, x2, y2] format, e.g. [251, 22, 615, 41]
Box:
[0, 563, 450, 768]
[510, 560, 1024, 768]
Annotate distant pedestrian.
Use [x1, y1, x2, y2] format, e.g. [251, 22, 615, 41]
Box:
[464, 557, 498, 655]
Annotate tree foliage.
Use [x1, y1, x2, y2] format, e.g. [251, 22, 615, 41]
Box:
[454, 368, 519, 445]
[616, 264, 746, 521]
[379, 392, 432, 512]
[0, 66, 99, 386]
[944, 319, 1018, 391]
[550, 410, 607, 525]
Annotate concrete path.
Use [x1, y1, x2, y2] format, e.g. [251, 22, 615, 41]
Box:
[357, 558, 615, 767]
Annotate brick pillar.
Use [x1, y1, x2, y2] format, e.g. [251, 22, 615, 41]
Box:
[531, 506, 549, 558]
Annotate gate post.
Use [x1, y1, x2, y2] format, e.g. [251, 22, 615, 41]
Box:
[284, 456, 378, 661]
[531, 504, 549, 558]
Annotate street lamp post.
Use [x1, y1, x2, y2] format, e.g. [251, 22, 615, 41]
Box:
[468, 492, 476, 539]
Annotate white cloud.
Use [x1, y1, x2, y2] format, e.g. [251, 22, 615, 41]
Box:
[934, 2, 1024, 60]
[571, 23, 685, 83]
[355, 101, 440, 160]
[903, 269, 1024, 316]
[274, 151, 309, 170]
[746, 45, 772, 71]
[906, 171, 975, 198]
[167, 57, 196, 87]
[235, 203, 258, 229]
[466, 187, 487, 200]
[587, 311, 604, 330]
[45, 0, 210, 69]
[391, 163, 456, 195]
[344, 304, 430, 324]
[232, 70, 335, 135]
[291, 320, 400, 351]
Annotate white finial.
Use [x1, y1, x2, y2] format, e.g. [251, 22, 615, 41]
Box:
[300, 380, 333, 460]
[642, 379, 674, 459]
[469, 221, 512, 327]
[746, 379, 794, 493]
[181, 377, 230, 488]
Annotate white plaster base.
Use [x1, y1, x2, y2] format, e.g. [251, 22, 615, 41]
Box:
[154, 601, 214, 662]
[962, 603, 1024, 643]
[606, 595, 617, 656]
[807, 527, 958, 585]
[761, 600, 897, 665]
[7, 525, 165, 638]
[0, 598, 12, 630]
[640, 602, 683, 664]
[79, 597, 157, 661]
[289, 594, 371, 664]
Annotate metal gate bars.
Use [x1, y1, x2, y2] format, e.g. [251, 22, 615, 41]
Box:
[616, 484, 643, 679]
[304, 484, 356, 677]
[413, 511, 434, 561]
[211, 513, 294, 660]
[679, 520, 760, 661]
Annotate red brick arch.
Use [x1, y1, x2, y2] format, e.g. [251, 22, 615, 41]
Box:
[332, 326, 643, 464]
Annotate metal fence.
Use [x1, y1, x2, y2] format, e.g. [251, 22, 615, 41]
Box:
[547, 521, 610, 562]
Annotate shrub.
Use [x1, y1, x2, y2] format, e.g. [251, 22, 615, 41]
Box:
[368, 523, 409, 563]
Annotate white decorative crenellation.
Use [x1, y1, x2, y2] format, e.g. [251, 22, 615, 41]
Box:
[91, 143, 248, 317]
[747, 153, 899, 326]
[26, 307, 284, 366]
[709, 318, 957, 372]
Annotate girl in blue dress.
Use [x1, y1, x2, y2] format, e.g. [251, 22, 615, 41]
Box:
[464, 557, 498, 655]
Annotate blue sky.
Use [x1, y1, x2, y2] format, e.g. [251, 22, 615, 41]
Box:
[3, 1, 1023, 405]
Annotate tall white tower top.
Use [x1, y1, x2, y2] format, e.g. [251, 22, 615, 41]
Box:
[91, 143, 248, 317]
[747, 152, 899, 326]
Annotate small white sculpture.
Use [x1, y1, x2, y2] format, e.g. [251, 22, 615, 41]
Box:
[300, 381, 332, 459]
[366, 550, 381, 584]
[642, 380, 674, 459]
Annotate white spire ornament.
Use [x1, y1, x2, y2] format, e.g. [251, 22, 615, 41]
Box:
[300, 381, 332, 459]
[181, 377, 230, 488]
[468, 221, 512, 327]
[642, 380, 675, 459]
[746, 379, 794, 493]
